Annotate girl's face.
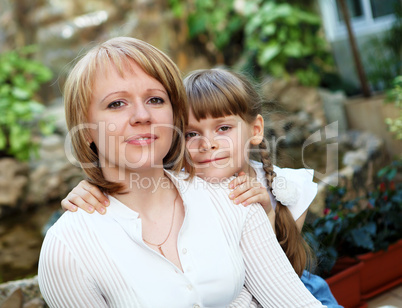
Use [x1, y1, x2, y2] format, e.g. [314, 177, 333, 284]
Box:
[185, 111, 263, 182]
[88, 60, 174, 178]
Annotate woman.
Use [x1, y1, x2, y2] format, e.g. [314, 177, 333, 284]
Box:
[38, 37, 325, 307]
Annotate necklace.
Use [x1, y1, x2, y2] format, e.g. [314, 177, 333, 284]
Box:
[143, 190, 178, 258]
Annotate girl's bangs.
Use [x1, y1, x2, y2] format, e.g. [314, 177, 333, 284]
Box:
[188, 81, 248, 121]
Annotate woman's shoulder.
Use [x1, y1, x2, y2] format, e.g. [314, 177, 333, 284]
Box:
[44, 209, 103, 243]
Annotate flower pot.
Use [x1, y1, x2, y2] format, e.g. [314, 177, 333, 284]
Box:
[326, 259, 367, 308]
[357, 239, 402, 300]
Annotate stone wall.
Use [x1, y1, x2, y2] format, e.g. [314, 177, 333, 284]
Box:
[0, 277, 46, 308]
[0, 0, 210, 103]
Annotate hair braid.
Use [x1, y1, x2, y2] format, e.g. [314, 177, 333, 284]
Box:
[259, 139, 311, 277]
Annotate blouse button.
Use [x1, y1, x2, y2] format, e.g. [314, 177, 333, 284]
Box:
[182, 248, 187, 254]
[187, 284, 193, 291]
[193, 305, 200, 308]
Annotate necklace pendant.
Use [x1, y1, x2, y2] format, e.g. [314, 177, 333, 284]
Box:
[158, 245, 165, 257]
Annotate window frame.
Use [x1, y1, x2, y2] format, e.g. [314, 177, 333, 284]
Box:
[319, 0, 398, 42]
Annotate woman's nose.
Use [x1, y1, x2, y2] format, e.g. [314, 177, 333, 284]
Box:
[129, 104, 151, 125]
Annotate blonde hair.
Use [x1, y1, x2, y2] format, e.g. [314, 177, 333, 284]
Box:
[184, 68, 311, 276]
[64, 37, 191, 194]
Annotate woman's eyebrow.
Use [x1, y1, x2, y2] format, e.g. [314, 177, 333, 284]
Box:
[99, 88, 168, 104]
[144, 88, 168, 96]
[100, 91, 129, 104]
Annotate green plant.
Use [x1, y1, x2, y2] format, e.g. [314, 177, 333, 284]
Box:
[304, 161, 402, 277]
[363, 2, 401, 90]
[0, 46, 54, 161]
[385, 75, 402, 140]
[168, 0, 335, 86]
[243, 1, 332, 86]
[363, 36, 400, 91]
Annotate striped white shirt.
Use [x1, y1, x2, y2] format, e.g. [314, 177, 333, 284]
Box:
[38, 170, 325, 308]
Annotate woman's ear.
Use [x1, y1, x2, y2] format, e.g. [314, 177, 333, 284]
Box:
[251, 114, 264, 145]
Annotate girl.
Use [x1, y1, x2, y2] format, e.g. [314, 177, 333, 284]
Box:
[62, 68, 340, 306]
[39, 37, 325, 307]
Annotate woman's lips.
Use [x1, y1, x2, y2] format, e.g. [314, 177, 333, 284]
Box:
[125, 134, 157, 146]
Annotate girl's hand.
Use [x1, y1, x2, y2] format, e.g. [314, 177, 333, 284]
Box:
[61, 180, 109, 214]
[228, 172, 272, 213]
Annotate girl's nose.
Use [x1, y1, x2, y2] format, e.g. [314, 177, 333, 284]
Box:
[129, 104, 151, 126]
[200, 137, 218, 152]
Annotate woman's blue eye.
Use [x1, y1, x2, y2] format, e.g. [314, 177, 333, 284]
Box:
[218, 126, 231, 132]
[107, 101, 125, 109]
[148, 97, 164, 105]
[185, 132, 199, 140]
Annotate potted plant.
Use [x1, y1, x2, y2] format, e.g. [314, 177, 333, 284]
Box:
[304, 161, 402, 306]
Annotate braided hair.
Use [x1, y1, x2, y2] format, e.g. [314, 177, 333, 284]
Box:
[259, 139, 311, 276]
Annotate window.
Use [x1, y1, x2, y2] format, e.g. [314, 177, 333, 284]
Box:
[337, 0, 363, 21]
[370, 0, 399, 19]
[319, 0, 400, 41]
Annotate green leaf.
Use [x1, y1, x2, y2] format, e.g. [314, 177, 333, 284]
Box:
[11, 87, 30, 100]
[386, 168, 397, 180]
[257, 45, 280, 65]
[350, 223, 376, 250]
[377, 166, 390, 177]
[29, 101, 45, 114]
[188, 14, 208, 38]
[262, 24, 276, 36]
[283, 41, 303, 57]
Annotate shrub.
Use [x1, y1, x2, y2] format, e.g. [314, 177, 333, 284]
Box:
[0, 46, 54, 161]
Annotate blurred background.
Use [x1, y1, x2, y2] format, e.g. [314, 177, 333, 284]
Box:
[0, 0, 401, 307]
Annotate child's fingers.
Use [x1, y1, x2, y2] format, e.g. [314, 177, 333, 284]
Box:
[229, 172, 249, 189]
[229, 179, 262, 199]
[61, 199, 78, 212]
[79, 187, 109, 214]
[79, 180, 110, 207]
[65, 191, 97, 213]
[239, 194, 265, 207]
[230, 186, 264, 205]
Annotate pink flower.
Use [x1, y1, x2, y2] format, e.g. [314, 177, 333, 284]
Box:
[333, 215, 339, 220]
[379, 182, 386, 193]
[323, 208, 331, 215]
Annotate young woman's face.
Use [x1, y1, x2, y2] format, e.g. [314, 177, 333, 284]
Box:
[88, 60, 174, 176]
[185, 111, 257, 182]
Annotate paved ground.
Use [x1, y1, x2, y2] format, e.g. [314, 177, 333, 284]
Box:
[367, 284, 402, 308]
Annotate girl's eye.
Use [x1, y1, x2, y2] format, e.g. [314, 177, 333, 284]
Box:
[218, 126, 231, 132]
[185, 132, 199, 140]
[148, 97, 164, 105]
[107, 100, 125, 109]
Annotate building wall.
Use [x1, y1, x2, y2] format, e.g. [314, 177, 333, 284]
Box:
[318, 0, 400, 91]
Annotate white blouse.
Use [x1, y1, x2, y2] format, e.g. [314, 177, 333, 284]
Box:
[38, 170, 325, 308]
